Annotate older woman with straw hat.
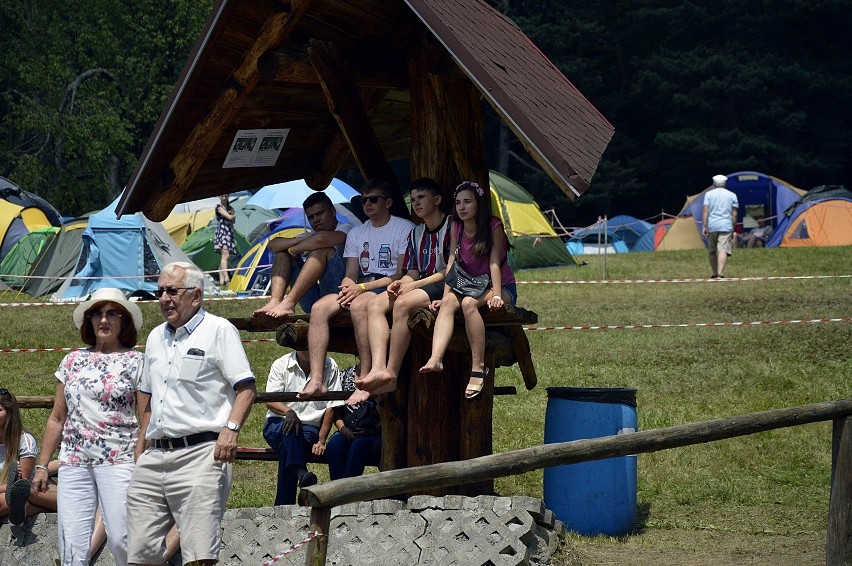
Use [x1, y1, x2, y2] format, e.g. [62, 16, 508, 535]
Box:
[33, 288, 145, 566]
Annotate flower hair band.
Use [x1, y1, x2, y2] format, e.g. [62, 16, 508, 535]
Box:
[455, 181, 485, 197]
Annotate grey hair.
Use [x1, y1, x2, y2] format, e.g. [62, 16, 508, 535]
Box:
[161, 262, 205, 292]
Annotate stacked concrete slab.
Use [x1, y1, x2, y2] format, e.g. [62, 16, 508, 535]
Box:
[0, 496, 564, 565]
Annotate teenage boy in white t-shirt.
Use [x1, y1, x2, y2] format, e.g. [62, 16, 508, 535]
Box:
[297, 180, 414, 400]
[350, 178, 451, 404]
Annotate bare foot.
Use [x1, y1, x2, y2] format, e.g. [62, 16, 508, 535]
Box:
[418, 358, 444, 374]
[253, 299, 281, 316]
[369, 378, 399, 397]
[265, 301, 296, 318]
[346, 388, 371, 406]
[296, 378, 327, 400]
[355, 368, 397, 392]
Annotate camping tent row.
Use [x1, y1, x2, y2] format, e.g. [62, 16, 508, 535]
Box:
[6, 171, 573, 298]
[655, 172, 852, 250]
[0, 176, 62, 263]
[597, 172, 852, 252]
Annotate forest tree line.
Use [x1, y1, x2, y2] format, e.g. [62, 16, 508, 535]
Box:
[2, 0, 850, 227]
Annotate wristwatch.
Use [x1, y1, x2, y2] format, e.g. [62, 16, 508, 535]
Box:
[225, 421, 241, 432]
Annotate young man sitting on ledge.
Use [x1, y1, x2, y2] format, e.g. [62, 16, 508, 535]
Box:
[253, 191, 353, 317]
[298, 180, 414, 400]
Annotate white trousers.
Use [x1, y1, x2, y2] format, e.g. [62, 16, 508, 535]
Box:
[57, 463, 134, 566]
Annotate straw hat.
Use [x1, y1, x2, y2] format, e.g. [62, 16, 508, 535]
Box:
[712, 174, 728, 187]
[72, 288, 143, 331]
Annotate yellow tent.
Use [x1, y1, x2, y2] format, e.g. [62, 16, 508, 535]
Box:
[161, 209, 216, 246]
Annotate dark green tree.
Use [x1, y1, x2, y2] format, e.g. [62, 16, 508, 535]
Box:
[488, 0, 852, 228]
[0, 0, 212, 216]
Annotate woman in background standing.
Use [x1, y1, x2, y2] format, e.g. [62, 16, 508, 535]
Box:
[214, 194, 237, 286]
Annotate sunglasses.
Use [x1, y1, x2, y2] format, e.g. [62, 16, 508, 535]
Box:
[157, 287, 194, 297]
[87, 309, 124, 321]
[360, 195, 387, 205]
[0, 388, 9, 396]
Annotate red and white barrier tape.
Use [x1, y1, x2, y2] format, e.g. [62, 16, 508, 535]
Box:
[518, 274, 852, 284]
[261, 531, 324, 565]
[0, 294, 270, 308]
[3, 273, 849, 308]
[3, 319, 850, 355]
[0, 337, 277, 354]
[523, 317, 852, 332]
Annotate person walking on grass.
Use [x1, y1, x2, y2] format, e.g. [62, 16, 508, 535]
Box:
[419, 181, 516, 400]
[34, 287, 146, 566]
[702, 174, 739, 279]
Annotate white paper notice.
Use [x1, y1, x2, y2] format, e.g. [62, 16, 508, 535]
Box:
[223, 128, 289, 168]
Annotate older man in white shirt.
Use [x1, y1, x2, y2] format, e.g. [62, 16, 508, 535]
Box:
[127, 262, 257, 566]
[702, 174, 739, 278]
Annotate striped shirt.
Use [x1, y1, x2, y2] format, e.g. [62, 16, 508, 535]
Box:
[403, 214, 451, 277]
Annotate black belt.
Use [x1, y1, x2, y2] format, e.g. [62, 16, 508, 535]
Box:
[151, 431, 218, 450]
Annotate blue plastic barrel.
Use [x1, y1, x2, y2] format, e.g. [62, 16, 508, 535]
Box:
[543, 387, 638, 536]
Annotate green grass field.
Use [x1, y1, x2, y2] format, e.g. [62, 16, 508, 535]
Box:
[1, 245, 850, 558]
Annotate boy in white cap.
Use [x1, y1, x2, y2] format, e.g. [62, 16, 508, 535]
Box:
[702, 174, 739, 278]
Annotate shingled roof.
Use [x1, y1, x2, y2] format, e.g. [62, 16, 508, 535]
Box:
[119, 0, 613, 221]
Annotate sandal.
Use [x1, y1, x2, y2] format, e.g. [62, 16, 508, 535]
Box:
[465, 368, 489, 400]
[7, 478, 31, 525]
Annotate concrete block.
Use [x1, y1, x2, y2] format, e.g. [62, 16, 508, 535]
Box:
[407, 495, 443, 511]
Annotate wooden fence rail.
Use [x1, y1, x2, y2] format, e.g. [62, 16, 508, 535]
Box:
[298, 398, 852, 566]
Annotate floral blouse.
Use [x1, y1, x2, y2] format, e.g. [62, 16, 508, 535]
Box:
[55, 349, 144, 466]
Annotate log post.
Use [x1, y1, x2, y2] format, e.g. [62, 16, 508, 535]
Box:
[458, 349, 495, 495]
[304, 506, 331, 566]
[827, 415, 852, 564]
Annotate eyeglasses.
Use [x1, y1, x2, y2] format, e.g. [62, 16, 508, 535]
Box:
[157, 287, 194, 297]
[360, 195, 387, 205]
[88, 309, 123, 321]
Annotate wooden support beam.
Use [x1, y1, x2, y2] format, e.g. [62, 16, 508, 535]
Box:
[828, 416, 852, 564]
[148, 2, 314, 220]
[305, 506, 331, 566]
[257, 49, 407, 90]
[308, 39, 407, 217]
[301, 398, 852, 509]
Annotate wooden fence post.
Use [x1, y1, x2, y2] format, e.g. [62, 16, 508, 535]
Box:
[827, 416, 852, 565]
[304, 506, 330, 566]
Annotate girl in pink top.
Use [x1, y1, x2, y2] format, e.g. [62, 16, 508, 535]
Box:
[420, 181, 516, 399]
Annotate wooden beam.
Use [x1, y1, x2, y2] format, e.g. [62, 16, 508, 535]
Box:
[304, 506, 331, 566]
[308, 39, 407, 216]
[828, 416, 852, 564]
[258, 48, 407, 90]
[150, 1, 314, 220]
[300, 398, 852, 508]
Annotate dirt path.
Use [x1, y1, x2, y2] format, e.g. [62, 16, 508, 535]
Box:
[556, 529, 824, 565]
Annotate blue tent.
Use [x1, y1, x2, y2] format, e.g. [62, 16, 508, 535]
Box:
[682, 171, 805, 235]
[53, 196, 217, 300]
[605, 215, 654, 250]
[566, 220, 630, 255]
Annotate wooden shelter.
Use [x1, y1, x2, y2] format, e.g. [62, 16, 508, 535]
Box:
[118, 0, 614, 497]
[118, 0, 613, 220]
